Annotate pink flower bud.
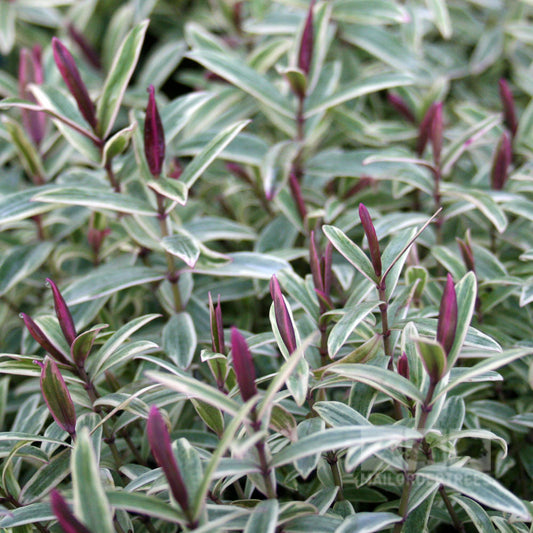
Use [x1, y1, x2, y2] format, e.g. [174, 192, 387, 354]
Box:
[490, 132, 512, 191]
[18, 46, 46, 147]
[397, 352, 410, 380]
[230, 327, 258, 402]
[359, 203, 382, 278]
[50, 490, 92, 533]
[298, 0, 315, 76]
[67, 23, 101, 70]
[416, 102, 438, 156]
[387, 92, 415, 124]
[270, 276, 298, 354]
[436, 273, 458, 356]
[457, 231, 475, 273]
[309, 230, 324, 293]
[499, 79, 518, 138]
[323, 241, 333, 299]
[144, 85, 165, 177]
[147, 406, 189, 512]
[20, 313, 71, 365]
[52, 37, 97, 130]
[38, 357, 77, 438]
[46, 278, 76, 346]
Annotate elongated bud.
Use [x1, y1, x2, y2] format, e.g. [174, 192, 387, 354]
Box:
[20, 313, 71, 365]
[359, 203, 382, 278]
[18, 47, 46, 147]
[397, 352, 410, 380]
[416, 102, 438, 156]
[144, 85, 165, 177]
[209, 293, 225, 354]
[270, 276, 298, 354]
[323, 241, 333, 299]
[46, 279, 76, 346]
[231, 327, 258, 402]
[387, 92, 415, 124]
[289, 172, 307, 221]
[38, 357, 77, 438]
[490, 132, 512, 191]
[457, 230, 475, 273]
[298, 0, 315, 76]
[436, 273, 458, 356]
[50, 490, 92, 533]
[499, 79, 518, 138]
[67, 23, 101, 70]
[309, 230, 324, 293]
[52, 37, 97, 130]
[147, 406, 189, 512]
[430, 102, 443, 167]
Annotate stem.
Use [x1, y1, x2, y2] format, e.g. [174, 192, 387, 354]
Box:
[439, 485, 466, 532]
[156, 193, 183, 312]
[393, 380, 437, 533]
[431, 166, 443, 245]
[105, 159, 120, 193]
[326, 452, 345, 501]
[251, 409, 277, 499]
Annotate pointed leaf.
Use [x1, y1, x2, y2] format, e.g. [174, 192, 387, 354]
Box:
[163, 312, 197, 369]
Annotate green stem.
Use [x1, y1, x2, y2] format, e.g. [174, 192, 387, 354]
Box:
[251, 410, 277, 499]
[326, 452, 345, 501]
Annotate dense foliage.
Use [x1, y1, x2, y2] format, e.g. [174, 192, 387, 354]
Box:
[1, 0, 533, 531]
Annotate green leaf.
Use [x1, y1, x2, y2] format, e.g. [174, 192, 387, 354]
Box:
[102, 122, 136, 164]
[335, 512, 402, 533]
[187, 49, 293, 117]
[191, 399, 224, 436]
[106, 490, 184, 522]
[0, 1, 15, 54]
[183, 217, 256, 243]
[32, 187, 156, 216]
[161, 231, 200, 267]
[72, 428, 114, 533]
[441, 184, 507, 233]
[0, 242, 53, 295]
[0, 503, 53, 529]
[415, 337, 447, 384]
[88, 314, 160, 376]
[244, 499, 279, 533]
[417, 465, 531, 520]
[305, 72, 414, 118]
[271, 426, 420, 467]
[97, 20, 149, 138]
[192, 252, 290, 279]
[71, 324, 107, 366]
[451, 495, 496, 533]
[327, 302, 379, 358]
[175, 438, 203, 505]
[62, 266, 166, 305]
[148, 177, 188, 205]
[331, 0, 408, 24]
[426, 0, 452, 38]
[0, 187, 57, 225]
[323, 225, 377, 283]
[163, 312, 197, 369]
[295, 418, 325, 479]
[180, 120, 250, 189]
[326, 364, 424, 405]
[147, 370, 241, 416]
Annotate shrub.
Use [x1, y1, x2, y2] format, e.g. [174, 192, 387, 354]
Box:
[1, 1, 533, 532]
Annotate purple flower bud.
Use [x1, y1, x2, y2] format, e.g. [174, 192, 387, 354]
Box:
[231, 327, 258, 402]
[144, 85, 165, 177]
[209, 293, 225, 354]
[147, 406, 189, 512]
[490, 132, 512, 191]
[309, 230, 324, 293]
[38, 357, 77, 438]
[387, 92, 415, 124]
[359, 203, 382, 278]
[397, 352, 410, 380]
[289, 172, 307, 221]
[50, 490, 92, 533]
[46, 278, 76, 346]
[67, 23, 101, 70]
[18, 47, 46, 147]
[270, 276, 298, 355]
[416, 102, 438, 156]
[436, 273, 458, 356]
[298, 0, 315, 76]
[430, 102, 443, 167]
[457, 231, 475, 273]
[52, 37, 97, 130]
[20, 313, 71, 365]
[323, 241, 333, 299]
[499, 79, 518, 138]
